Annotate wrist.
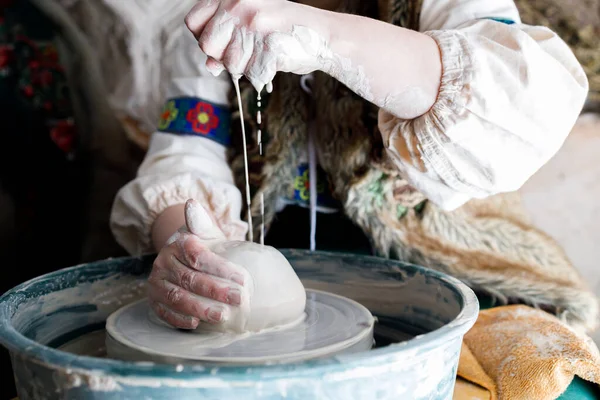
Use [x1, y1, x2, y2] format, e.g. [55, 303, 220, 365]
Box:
[257, 1, 328, 35]
[281, 1, 336, 62]
[151, 204, 186, 252]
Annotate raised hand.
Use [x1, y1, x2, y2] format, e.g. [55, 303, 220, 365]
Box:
[184, 0, 331, 92]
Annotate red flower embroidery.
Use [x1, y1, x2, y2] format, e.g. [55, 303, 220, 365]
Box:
[22, 85, 33, 97]
[186, 102, 219, 135]
[0, 45, 13, 68]
[50, 120, 76, 154]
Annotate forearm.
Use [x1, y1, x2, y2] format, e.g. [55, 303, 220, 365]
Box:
[151, 204, 186, 251]
[377, 17, 588, 209]
[186, 0, 440, 116]
[319, 11, 442, 119]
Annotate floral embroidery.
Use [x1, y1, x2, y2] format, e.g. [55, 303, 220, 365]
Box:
[158, 97, 231, 146]
[0, 44, 13, 74]
[294, 168, 325, 201]
[0, 4, 77, 158]
[367, 173, 388, 209]
[186, 102, 219, 135]
[289, 164, 340, 210]
[49, 119, 76, 156]
[158, 100, 178, 130]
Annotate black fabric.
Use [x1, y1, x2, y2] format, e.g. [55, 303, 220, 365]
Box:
[0, 0, 87, 288]
[265, 205, 372, 254]
[0, 1, 89, 397]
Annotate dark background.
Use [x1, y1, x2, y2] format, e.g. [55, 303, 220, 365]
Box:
[0, 1, 117, 397]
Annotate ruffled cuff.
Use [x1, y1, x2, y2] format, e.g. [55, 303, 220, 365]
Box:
[379, 29, 481, 209]
[110, 174, 247, 256]
[422, 29, 474, 115]
[415, 30, 478, 194]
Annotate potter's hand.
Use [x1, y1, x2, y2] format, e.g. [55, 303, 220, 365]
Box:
[184, 0, 331, 93]
[148, 199, 249, 329]
[185, 0, 441, 120]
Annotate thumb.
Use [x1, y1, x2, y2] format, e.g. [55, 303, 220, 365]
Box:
[184, 199, 226, 241]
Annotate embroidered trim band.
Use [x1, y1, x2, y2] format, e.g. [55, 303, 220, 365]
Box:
[157, 97, 231, 146]
[291, 163, 341, 210]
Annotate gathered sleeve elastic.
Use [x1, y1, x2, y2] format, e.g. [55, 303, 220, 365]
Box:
[379, 0, 589, 210]
[110, 31, 246, 256]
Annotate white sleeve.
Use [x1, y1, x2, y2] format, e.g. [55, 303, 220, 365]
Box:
[379, 0, 589, 211]
[110, 32, 246, 256]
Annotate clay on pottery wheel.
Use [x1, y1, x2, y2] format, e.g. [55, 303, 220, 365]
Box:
[161, 241, 307, 334]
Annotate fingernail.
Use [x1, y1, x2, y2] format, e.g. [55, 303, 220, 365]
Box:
[183, 316, 200, 329]
[208, 308, 223, 323]
[227, 288, 241, 305]
[231, 273, 245, 286]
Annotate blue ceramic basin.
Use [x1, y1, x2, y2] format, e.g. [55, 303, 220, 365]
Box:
[0, 250, 478, 400]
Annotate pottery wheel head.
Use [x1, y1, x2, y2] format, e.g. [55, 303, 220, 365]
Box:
[105, 290, 374, 365]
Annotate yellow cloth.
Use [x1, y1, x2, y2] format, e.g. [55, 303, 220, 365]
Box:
[455, 305, 600, 400]
[454, 378, 491, 400]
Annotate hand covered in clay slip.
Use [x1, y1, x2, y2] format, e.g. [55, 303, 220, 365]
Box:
[184, 0, 333, 93]
[184, 0, 441, 119]
[147, 199, 250, 330]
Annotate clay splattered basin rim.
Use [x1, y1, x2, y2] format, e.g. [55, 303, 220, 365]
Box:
[0, 250, 478, 383]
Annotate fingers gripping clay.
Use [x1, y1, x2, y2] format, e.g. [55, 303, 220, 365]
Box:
[108, 199, 373, 363]
[185, 200, 307, 334]
[210, 241, 307, 333]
